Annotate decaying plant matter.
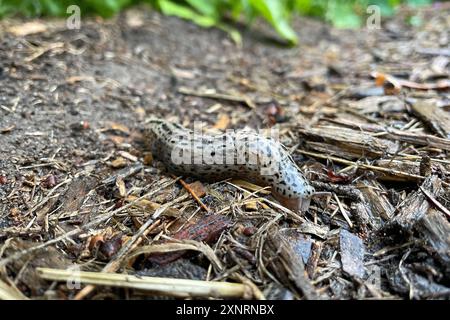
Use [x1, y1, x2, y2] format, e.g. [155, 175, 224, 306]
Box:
[0, 5, 449, 300]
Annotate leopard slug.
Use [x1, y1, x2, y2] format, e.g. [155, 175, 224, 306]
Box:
[144, 119, 314, 212]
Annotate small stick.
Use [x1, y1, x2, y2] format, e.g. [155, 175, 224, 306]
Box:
[173, 175, 211, 213]
[420, 186, 450, 218]
[0, 279, 29, 300]
[231, 273, 266, 300]
[297, 149, 426, 181]
[178, 87, 256, 109]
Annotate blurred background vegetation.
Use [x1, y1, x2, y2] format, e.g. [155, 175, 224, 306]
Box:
[0, 0, 434, 44]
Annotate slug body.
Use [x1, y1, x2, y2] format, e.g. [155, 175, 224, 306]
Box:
[144, 119, 314, 212]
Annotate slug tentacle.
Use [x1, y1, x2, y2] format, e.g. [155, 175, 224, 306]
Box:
[144, 119, 314, 212]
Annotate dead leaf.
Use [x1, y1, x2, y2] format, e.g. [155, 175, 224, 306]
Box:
[41, 175, 57, 189]
[0, 176, 7, 185]
[327, 169, 351, 184]
[108, 122, 130, 135]
[88, 234, 105, 251]
[213, 113, 230, 130]
[125, 195, 179, 216]
[143, 153, 153, 165]
[340, 229, 365, 278]
[245, 199, 259, 211]
[374, 72, 387, 87]
[99, 234, 123, 259]
[107, 135, 126, 145]
[134, 107, 146, 120]
[110, 157, 127, 169]
[372, 72, 401, 95]
[188, 181, 206, 198]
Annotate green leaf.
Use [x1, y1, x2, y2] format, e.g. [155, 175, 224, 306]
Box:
[184, 0, 218, 18]
[229, 0, 244, 20]
[406, 0, 431, 7]
[89, 0, 132, 17]
[326, 1, 362, 28]
[0, 0, 16, 17]
[41, 0, 67, 16]
[158, 0, 217, 27]
[249, 0, 298, 45]
[408, 14, 423, 26]
[295, 0, 313, 15]
[370, 0, 397, 16]
[217, 22, 242, 45]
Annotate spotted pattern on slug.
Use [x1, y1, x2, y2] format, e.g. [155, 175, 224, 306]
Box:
[144, 119, 314, 211]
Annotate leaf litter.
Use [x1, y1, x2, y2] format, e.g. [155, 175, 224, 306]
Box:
[0, 6, 449, 300]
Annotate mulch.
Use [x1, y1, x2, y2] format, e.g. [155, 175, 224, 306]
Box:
[0, 5, 449, 299]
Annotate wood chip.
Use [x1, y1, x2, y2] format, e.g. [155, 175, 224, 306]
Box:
[298, 125, 399, 159]
[264, 228, 321, 299]
[410, 100, 450, 139]
[416, 209, 450, 265]
[390, 175, 442, 231]
[340, 229, 365, 278]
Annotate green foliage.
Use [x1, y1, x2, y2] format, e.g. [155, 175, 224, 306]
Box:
[0, 0, 433, 45]
[0, 0, 133, 17]
[249, 0, 298, 45]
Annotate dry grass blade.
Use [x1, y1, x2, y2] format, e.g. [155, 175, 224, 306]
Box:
[0, 279, 29, 300]
[0, 179, 179, 268]
[178, 87, 256, 109]
[225, 181, 305, 222]
[333, 193, 353, 228]
[297, 149, 426, 182]
[229, 179, 272, 194]
[127, 239, 224, 271]
[419, 186, 450, 218]
[37, 268, 253, 299]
